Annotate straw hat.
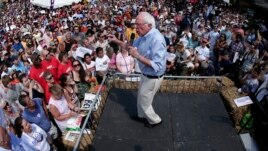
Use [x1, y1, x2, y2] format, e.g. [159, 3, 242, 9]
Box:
[0, 99, 7, 109]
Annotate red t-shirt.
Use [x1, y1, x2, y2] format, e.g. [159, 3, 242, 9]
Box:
[43, 81, 57, 104]
[41, 57, 60, 82]
[29, 66, 46, 89]
[57, 61, 72, 80]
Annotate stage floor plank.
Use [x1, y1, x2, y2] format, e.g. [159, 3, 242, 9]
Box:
[91, 88, 244, 151]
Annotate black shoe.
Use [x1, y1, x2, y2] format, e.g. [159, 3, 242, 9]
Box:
[130, 116, 147, 123]
[144, 121, 163, 128]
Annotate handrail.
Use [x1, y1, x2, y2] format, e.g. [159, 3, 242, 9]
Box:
[114, 73, 223, 79]
[72, 75, 108, 151]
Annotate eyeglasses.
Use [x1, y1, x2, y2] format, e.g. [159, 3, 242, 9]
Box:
[46, 75, 53, 80]
[73, 64, 80, 67]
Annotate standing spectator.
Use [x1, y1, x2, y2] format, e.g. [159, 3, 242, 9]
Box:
[125, 23, 138, 44]
[42, 71, 57, 104]
[12, 36, 24, 54]
[10, 56, 27, 73]
[48, 84, 78, 132]
[175, 42, 195, 75]
[116, 47, 135, 74]
[71, 60, 90, 101]
[106, 47, 117, 73]
[19, 94, 58, 139]
[57, 52, 72, 80]
[194, 39, 210, 71]
[60, 73, 80, 107]
[18, 73, 44, 99]
[14, 117, 52, 151]
[41, 48, 60, 82]
[208, 25, 220, 51]
[229, 34, 244, 62]
[63, 32, 75, 53]
[71, 26, 85, 45]
[29, 53, 46, 89]
[82, 53, 95, 76]
[241, 45, 259, 74]
[0, 126, 24, 151]
[238, 68, 261, 95]
[0, 99, 21, 126]
[95, 47, 110, 84]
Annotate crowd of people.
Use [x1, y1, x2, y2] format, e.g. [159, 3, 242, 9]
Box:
[0, 0, 268, 150]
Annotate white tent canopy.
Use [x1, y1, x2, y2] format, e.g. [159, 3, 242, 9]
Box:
[30, 0, 82, 9]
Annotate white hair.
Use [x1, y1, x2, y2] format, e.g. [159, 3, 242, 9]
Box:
[139, 12, 156, 28]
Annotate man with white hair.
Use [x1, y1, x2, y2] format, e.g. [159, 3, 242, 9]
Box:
[109, 12, 166, 128]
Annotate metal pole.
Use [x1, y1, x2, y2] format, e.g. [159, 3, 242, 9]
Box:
[73, 75, 107, 151]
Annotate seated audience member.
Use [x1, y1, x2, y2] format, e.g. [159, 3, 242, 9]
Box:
[48, 84, 78, 132]
[175, 42, 195, 75]
[19, 94, 58, 139]
[14, 117, 52, 151]
[95, 47, 110, 84]
[0, 126, 24, 151]
[60, 73, 80, 107]
[18, 73, 44, 99]
[238, 68, 261, 95]
[57, 52, 72, 80]
[71, 60, 90, 101]
[116, 47, 135, 74]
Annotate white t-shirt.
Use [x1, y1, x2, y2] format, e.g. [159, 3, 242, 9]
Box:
[195, 46, 210, 61]
[83, 61, 95, 70]
[95, 55, 110, 71]
[177, 49, 191, 61]
[21, 124, 50, 151]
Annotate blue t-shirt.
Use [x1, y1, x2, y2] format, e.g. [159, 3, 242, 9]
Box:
[12, 43, 24, 52]
[22, 98, 51, 132]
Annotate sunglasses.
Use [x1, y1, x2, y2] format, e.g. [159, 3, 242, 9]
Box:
[46, 75, 53, 80]
[73, 64, 80, 67]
